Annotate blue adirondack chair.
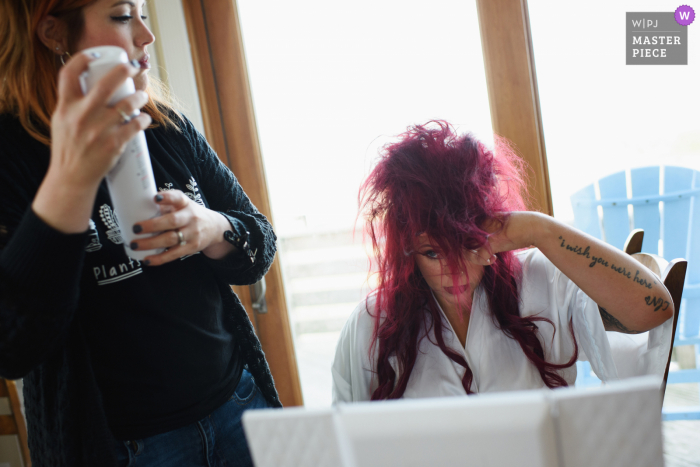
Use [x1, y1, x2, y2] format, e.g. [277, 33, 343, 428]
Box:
[570, 166, 700, 421]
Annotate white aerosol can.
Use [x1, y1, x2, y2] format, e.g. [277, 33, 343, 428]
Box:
[79, 46, 163, 261]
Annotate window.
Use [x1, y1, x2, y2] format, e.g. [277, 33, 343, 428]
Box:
[238, 0, 493, 407]
[528, 2, 700, 224]
[529, 1, 700, 455]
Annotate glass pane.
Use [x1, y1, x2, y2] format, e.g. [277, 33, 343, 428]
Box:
[529, 2, 700, 461]
[238, 0, 493, 407]
[529, 1, 699, 225]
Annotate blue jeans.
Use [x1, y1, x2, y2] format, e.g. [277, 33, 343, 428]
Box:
[114, 370, 269, 467]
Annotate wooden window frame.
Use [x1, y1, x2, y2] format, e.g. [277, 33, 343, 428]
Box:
[476, 0, 553, 215]
[181, 0, 303, 407]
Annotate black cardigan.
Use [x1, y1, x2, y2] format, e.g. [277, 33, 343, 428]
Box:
[0, 113, 282, 466]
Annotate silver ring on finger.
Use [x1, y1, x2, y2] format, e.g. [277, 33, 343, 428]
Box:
[117, 108, 132, 124]
[176, 229, 186, 247]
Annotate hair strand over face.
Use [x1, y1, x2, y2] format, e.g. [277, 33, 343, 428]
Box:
[359, 121, 578, 400]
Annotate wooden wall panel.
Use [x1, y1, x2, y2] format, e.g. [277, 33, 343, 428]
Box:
[476, 0, 553, 215]
[181, 0, 303, 407]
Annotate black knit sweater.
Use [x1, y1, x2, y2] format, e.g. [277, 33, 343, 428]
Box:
[0, 113, 282, 466]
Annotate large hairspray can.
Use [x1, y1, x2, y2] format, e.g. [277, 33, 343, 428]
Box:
[79, 46, 163, 261]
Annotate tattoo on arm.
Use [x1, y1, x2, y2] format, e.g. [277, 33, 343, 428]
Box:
[556, 235, 666, 333]
[598, 306, 643, 334]
[645, 295, 671, 312]
[557, 236, 655, 289]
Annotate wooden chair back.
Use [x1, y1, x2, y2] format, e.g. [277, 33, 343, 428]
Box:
[571, 167, 700, 420]
[570, 166, 700, 347]
[0, 379, 31, 467]
[629, 253, 688, 395]
[661, 259, 688, 390]
[575, 230, 687, 407]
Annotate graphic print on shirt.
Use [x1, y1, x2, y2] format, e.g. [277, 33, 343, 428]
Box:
[92, 256, 143, 286]
[184, 177, 205, 258]
[185, 177, 205, 206]
[85, 219, 102, 252]
[159, 177, 205, 207]
[89, 203, 144, 285]
[99, 204, 124, 244]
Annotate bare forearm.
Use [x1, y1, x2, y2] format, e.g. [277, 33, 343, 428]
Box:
[507, 212, 673, 333]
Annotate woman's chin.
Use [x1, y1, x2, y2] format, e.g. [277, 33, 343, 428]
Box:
[134, 73, 149, 92]
[443, 284, 469, 296]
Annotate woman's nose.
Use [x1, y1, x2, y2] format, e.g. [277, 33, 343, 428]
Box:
[441, 261, 464, 276]
[136, 22, 156, 48]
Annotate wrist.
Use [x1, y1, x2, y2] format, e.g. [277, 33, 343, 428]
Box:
[211, 211, 235, 243]
[33, 171, 99, 233]
[525, 211, 554, 249]
[45, 157, 104, 193]
[202, 211, 238, 260]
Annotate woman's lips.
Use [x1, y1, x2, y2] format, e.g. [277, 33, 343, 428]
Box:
[444, 284, 469, 295]
[138, 55, 151, 69]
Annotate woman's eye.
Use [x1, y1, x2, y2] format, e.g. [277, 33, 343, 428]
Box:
[423, 250, 440, 259]
[111, 15, 133, 23]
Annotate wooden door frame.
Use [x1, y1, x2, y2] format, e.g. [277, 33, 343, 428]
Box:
[476, 0, 553, 215]
[180, 0, 303, 407]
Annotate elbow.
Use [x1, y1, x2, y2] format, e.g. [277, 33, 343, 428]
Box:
[645, 299, 674, 331]
[234, 261, 273, 286]
[0, 338, 61, 379]
[658, 287, 675, 325]
[661, 300, 675, 325]
[0, 355, 35, 380]
[0, 331, 56, 378]
[641, 284, 675, 329]
[0, 369, 30, 381]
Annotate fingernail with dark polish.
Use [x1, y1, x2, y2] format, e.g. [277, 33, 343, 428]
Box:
[133, 224, 142, 234]
[155, 194, 163, 202]
[143, 260, 151, 266]
[130, 242, 138, 250]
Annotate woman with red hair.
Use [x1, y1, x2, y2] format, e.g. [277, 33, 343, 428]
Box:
[333, 122, 674, 402]
[0, 0, 279, 465]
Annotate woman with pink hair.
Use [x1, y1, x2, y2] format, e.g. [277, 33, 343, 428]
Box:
[333, 121, 674, 402]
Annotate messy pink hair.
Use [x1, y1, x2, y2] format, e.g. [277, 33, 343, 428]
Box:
[360, 121, 577, 400]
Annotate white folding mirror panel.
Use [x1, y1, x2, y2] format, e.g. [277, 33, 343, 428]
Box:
[243, 376, 664, 467]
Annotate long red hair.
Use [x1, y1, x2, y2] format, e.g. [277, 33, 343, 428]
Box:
[0, 0, 180, 145]
[360, 121, 578, 399]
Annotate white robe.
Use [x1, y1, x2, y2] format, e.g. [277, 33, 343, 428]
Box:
[332, 248, 673, 403]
